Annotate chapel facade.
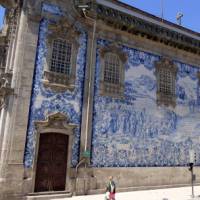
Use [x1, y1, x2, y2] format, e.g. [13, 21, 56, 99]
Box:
[0, 0, 200, 199]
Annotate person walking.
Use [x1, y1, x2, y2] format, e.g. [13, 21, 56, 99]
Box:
[105, 176, 116, 200]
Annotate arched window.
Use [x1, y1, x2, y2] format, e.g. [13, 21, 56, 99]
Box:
[156, 58, 177, 107]
[99, 45, 127, 98]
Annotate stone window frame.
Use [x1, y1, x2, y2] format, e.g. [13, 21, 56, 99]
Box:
[43, 19, 80, 92]
[155, 57, 178, 107]
[99, 44, 127, 98]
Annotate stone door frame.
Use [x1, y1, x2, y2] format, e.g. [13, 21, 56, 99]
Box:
[31, 112, 77, 193]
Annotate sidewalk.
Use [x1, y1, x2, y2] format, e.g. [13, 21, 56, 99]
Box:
[65, 186, 200, 200]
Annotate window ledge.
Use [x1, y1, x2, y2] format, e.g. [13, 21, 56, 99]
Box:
[157, 92, 176, 107]
[43, 71, 75, 92]
[100, 92, 124, 99]
[99, 81, 124, 99]
[43, 80, 75, 92]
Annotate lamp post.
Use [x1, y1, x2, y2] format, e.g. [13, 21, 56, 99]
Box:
[189, 149, 196, 198]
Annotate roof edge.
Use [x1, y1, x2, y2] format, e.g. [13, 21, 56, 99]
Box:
[98, 0, 200, 38]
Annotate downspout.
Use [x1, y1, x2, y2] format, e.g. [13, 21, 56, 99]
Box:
[74, 157, 86, 195]
[82, 7, 97, 153]
[74, 7, 96, 195]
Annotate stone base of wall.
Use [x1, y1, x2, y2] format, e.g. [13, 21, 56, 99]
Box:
[76, 167, 200, 195]
[0, 164, 26, 200]
[1, 166, 200, 198]
[0, 194, 25, 200]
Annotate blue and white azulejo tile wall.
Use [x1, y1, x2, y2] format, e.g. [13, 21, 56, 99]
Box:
[24, 3, 87, 168]
[24, 2, 200, 169]
[91, 38, 200, 167]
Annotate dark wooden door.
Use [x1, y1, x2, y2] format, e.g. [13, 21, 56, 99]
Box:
[35, 133, 68, 192]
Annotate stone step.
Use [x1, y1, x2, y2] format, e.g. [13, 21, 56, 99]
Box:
[26, 191, 72, 200]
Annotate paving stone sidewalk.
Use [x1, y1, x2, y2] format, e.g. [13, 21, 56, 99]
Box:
[55, 186, 200, 200]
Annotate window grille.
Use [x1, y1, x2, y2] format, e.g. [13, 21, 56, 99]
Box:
[7, 8, 19, 41]
[50, 39, 72, 75]
[159, 69, 174, 95]
[156, 58, 177, 107]
[104, 53, 120, 84]
[8, 20, 17, 41]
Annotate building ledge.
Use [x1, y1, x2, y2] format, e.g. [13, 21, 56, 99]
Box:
[95, 4, 200, 55]
[76, 1, 200, 55]
[0, 0, 18, 8]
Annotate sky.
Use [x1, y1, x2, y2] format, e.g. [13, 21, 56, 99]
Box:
[119, 0, 200, 33]
[0, 1, 199, 33]
[0, 6, 4, 29]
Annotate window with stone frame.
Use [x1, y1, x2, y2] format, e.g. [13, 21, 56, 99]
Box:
[99, 44, 127, 98]
[155, 57, 177, 107]
[43, 19, 80, 92]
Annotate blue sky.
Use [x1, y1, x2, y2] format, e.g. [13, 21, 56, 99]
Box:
[119, 0, 200, 33]
[0, 1, 199, 33]
[0, 6, 4, 29]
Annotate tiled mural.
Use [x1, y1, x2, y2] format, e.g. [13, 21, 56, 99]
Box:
[24, 3, 87, 168]
[91, 39, 200, 167]
[24, 2, 200, 169]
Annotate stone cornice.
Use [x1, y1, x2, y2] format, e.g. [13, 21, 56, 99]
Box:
[0, 0, 19, 8]
[99, 43, 127, 63]
[95, 4, 200, 55]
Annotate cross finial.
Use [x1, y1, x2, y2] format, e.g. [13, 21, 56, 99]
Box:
[176, 12, 183, 25]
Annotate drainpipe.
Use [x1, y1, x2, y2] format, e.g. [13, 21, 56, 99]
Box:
[74, 157, 86, 195]
[82, 8, 96, 153]
[74, 7, 96, 196]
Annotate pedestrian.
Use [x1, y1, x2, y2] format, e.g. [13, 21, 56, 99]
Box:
[105, 176, 116, 200]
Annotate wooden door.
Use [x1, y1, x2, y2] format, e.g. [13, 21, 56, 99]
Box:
[35, 133, 68, 192]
